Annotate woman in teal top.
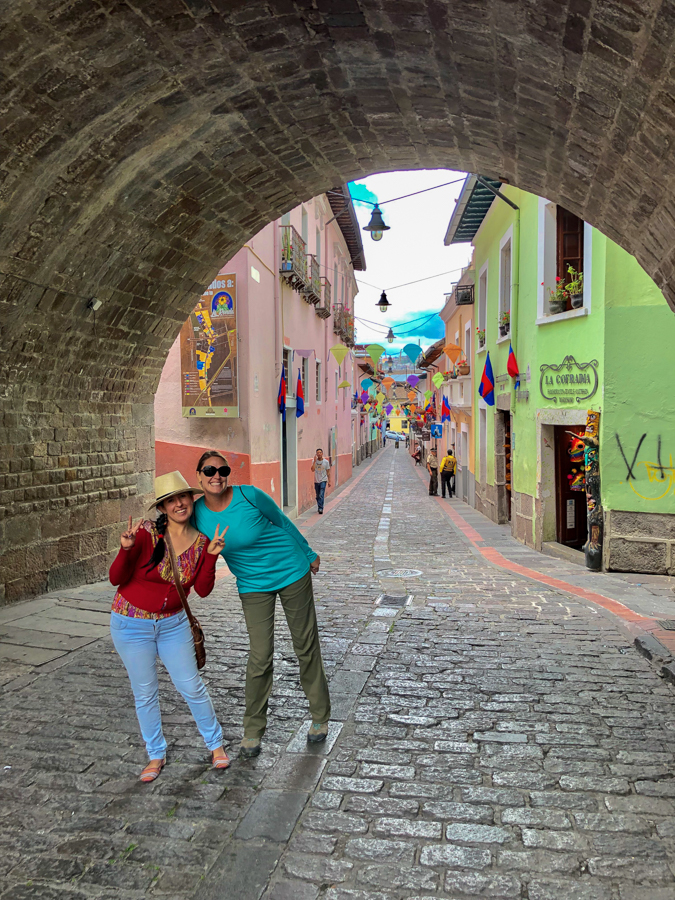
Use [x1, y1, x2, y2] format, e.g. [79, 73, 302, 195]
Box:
[193, 451, 331, 758]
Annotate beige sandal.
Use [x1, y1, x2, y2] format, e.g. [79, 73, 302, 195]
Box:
[212, 747, 231, 769]
[139, 758, 165, 782]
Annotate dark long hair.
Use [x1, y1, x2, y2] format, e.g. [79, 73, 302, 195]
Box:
[196, 449, 228, 472]
[143, 511, 169, 570]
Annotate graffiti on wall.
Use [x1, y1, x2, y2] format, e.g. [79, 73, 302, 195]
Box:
[615, 433, 675, 500]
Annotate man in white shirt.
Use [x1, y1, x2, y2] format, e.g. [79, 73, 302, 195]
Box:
[311, 448, 332, 515]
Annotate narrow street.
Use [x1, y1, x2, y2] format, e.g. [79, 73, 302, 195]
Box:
[2, 446, 675, 900]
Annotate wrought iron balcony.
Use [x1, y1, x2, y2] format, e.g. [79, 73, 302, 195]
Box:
[315, 277, 332, 318]
[279, 225, 307, 291]
[302, 254, 321, 305]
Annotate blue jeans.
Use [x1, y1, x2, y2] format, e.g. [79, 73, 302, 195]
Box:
[110, 611, 223, 759]
[314, 481, 326, 511]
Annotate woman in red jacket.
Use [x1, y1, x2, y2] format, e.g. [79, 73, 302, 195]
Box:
[109, 471, 229, 782]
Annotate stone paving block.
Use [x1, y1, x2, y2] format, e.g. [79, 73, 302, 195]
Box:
[445, 823, 513, 843]
[443, 870, 522, 898]
[266, 879, 320, 900]
[420, 844, 492, 868]
[528, 878, 612, 900]
[235, 790, 308, 842]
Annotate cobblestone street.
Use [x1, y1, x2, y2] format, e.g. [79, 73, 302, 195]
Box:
[2, 446, 675, 899]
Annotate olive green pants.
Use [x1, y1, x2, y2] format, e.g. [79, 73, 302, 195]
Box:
[240, 571, 331, 739]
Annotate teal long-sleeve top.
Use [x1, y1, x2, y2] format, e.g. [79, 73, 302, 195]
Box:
[193, 486, 317, 594]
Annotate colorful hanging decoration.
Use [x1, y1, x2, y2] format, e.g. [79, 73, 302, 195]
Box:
[277, 364, 287, 422]
[338, 380, 351, 389]
[385, 403, 393, 415]
[366, 343, 385, 370]
[360, 390, 369, 403]
[443, 342, 461, 364]
[441, 396, 451, 422]
[376, 391, 386, 404]
[382, 376, 395, 389]
[403, 343, 422, 366]
[424, 389, 433, 400]
[406, 374, 420, 388]
[432, 371, 445, 389]
[330, 344, 350, 366]
[296, 369, 305, 418]
[294, 348, 315, 358]
[361, 378, 373, 389]
[407, 390, 416, 400]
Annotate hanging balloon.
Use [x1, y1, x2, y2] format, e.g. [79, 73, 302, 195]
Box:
[361, 378, 373, 389]
[403, 343, 422, 366]
[329, 344, 350, 366]
[366, 343, 385, 370]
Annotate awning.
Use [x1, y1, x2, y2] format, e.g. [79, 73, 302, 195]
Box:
[444, 174, 502, 245]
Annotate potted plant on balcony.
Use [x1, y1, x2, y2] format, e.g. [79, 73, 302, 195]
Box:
[498, 310, 510, 337]
[476, 326, 485, 349]
[566, 266, 584, 308]
[457, 355, 470, 376]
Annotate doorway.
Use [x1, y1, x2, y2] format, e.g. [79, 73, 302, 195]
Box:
[461, 430, 469, 503]
[281, 411, 297, 514]
[554, 425, 587, 548]
[503, 411, 512, 522]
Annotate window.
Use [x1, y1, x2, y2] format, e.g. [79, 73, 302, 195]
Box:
[283, 348, 293, 396]
[315, 227, 321, 269]
[556, 206, 584, 311]
[315, 360, 322, 402]
[301, 206, 308, 243]
[478, 265, 487, 349]
[300, 357, 308, 398]
[538, 198, 590, 320]
[464, 321, 471, 366]
[281, 212, 290, 226]
[499, 231, 512, 333]
[335, 371, 338, 400]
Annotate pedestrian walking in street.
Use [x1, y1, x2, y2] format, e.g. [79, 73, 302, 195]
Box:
[440, 448, 457, 499]
[427, 447, 439, 495]
[311, 448, 331, 514]
[109, 471, 230, 783]
[413, 443, 423, 465]
[193, 451, 331, 759]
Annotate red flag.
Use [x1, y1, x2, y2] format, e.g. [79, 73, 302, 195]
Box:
[507, 343, 520, 389]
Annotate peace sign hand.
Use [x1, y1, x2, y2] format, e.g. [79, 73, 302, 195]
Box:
[207, 524, 229, 556]
[121, 516, 142, 550]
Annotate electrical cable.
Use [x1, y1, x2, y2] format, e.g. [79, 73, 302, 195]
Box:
[356, 265, 465, 293]
[349, 177, 466, 207]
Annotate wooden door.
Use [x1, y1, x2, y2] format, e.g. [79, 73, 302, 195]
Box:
[554, 425, 588, 548]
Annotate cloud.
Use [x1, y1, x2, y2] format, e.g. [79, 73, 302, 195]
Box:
[349, 181, 379, 208]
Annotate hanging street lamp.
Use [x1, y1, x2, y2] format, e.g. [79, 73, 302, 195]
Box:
[377, 290, 391, 313]
[363, 204, 390, 241]
[386, 328, 395, 344]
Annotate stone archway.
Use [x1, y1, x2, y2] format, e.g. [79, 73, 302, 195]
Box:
[2, 0, 674, 601]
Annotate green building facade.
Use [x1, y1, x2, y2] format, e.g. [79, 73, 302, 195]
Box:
[445, 176, 675, 574]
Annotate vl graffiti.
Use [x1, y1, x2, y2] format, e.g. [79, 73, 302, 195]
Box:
[615, 433, 675, 501]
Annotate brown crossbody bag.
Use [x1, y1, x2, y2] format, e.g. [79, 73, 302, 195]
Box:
[164, 531, 206, 669]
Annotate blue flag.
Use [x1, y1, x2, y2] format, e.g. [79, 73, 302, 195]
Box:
[479, 352, 495, 406]
[296, 369, 305, 418]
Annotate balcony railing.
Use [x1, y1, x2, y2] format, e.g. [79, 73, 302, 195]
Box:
[315, 277, 332, 318]
[332, 303, 355, 347]
[279, 225, 307, 291]
[302, 254, 321, 305]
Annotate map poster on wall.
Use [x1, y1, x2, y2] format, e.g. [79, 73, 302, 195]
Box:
[180, 274, 238, 418]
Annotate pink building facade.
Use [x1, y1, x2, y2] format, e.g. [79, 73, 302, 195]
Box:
[154, 188, 365, 517]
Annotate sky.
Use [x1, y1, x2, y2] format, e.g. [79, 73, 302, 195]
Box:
[349, 170, 474, 357]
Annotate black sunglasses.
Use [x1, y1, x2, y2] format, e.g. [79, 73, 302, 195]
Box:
[200, 465, 231, 478]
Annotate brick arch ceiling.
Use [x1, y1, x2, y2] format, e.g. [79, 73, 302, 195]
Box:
[1, 0, 674, 600]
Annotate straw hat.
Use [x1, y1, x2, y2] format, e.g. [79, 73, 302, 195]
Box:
[149, 471, 203, 510]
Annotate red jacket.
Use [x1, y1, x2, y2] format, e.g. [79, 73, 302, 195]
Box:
[109, 522, 217, 614]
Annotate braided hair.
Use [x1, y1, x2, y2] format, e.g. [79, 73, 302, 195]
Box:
[143, 511, 169, 570]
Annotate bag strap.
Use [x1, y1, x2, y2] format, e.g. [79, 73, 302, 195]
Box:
[164, 530, 198, 628]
